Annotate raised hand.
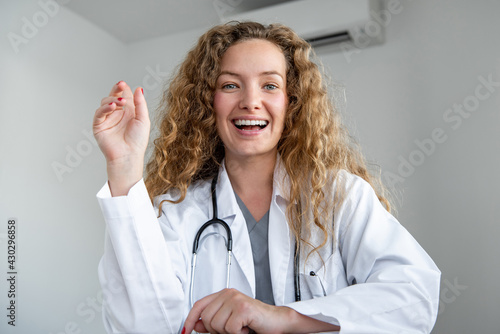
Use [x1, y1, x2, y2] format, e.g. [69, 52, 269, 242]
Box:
[93, 81, 151, 196]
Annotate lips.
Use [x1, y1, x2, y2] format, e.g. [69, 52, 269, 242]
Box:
[233, 119, 268, 130]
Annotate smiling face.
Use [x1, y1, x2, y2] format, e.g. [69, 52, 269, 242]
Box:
[213, 39, 288, 163]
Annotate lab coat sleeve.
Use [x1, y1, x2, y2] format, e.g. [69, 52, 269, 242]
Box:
[286, 174, 441, 333]
[96, 179, 187, 334]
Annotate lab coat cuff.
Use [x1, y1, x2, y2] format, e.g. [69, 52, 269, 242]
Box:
[285, 300, 341, 330]
[96, 179, 151, 219]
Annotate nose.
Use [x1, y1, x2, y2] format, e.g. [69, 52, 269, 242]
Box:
[238, 86, 261, 111]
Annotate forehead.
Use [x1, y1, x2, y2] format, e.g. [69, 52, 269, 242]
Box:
[219, 39, 286, 75]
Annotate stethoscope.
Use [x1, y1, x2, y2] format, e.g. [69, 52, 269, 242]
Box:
[189, 173, 301, 308]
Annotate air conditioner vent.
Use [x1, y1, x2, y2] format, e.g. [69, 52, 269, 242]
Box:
[306, 31, 352, 48]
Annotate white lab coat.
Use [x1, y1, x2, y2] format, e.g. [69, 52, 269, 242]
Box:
[96, 159, 440, 334]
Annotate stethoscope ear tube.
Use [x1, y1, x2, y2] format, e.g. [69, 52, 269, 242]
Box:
[191, 174, 233, 252]
[192, 218, 232, 254]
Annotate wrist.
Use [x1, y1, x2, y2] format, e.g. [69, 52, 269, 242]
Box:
[278, 306, 300, 333]
[279, 306, 340, 334]
[106, 157, 145, 196]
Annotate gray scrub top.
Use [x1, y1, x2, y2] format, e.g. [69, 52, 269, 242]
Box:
[234, 192, 275, 305]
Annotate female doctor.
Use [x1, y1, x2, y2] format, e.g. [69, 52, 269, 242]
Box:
[93, 22, 441, 334]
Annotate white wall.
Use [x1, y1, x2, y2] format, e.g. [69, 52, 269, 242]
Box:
[1, 1, 498, 333]
[0, 2, 125, 333]
[315, 2, 500, 333]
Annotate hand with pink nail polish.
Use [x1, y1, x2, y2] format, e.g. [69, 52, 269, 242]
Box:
[93, 81, 150, 196]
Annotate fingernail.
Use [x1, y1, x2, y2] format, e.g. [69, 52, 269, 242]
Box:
[116, 81, 122, 86]
[181, 327, 185, 334]
[108, 102, 113, 105]
[141, 88, 144, 95]
[118, 97, 123, 101]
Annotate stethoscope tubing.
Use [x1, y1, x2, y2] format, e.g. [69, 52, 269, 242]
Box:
[189, 172, 301, 310]
[190, 174, 233, 308]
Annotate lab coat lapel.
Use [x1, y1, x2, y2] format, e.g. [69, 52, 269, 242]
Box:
[216, 164, 256, 297]
[268, 160, 293, 306]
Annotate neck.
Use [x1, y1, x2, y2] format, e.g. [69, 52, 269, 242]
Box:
[224, 152, 276, 220]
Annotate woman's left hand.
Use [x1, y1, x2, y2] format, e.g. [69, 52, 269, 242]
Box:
[183, 288, 293, 334]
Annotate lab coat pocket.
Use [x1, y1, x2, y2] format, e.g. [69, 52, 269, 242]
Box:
[300, 250, 349, 299]
[301, 271, 327, 298]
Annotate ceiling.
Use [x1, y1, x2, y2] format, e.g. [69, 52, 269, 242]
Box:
[65, 0, 293, 44]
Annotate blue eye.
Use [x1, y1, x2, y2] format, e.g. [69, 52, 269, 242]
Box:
[264, 84, 278, 90]
[222, 83, 237, 90]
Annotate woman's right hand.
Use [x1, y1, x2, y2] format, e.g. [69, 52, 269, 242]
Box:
[93, 81, 151, 196]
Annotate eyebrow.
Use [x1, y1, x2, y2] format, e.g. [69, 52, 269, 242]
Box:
[218, 70, 284, 80]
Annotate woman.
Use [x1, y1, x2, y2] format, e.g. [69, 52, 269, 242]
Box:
[93, 21, 440, 333]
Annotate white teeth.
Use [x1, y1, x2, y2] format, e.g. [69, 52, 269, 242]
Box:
[234, 119, 268, 126]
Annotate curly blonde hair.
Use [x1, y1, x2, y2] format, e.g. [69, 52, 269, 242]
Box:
[145, 21, 391, 256]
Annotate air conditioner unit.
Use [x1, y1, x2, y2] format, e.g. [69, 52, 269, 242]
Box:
[227, 0, 385, 51]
